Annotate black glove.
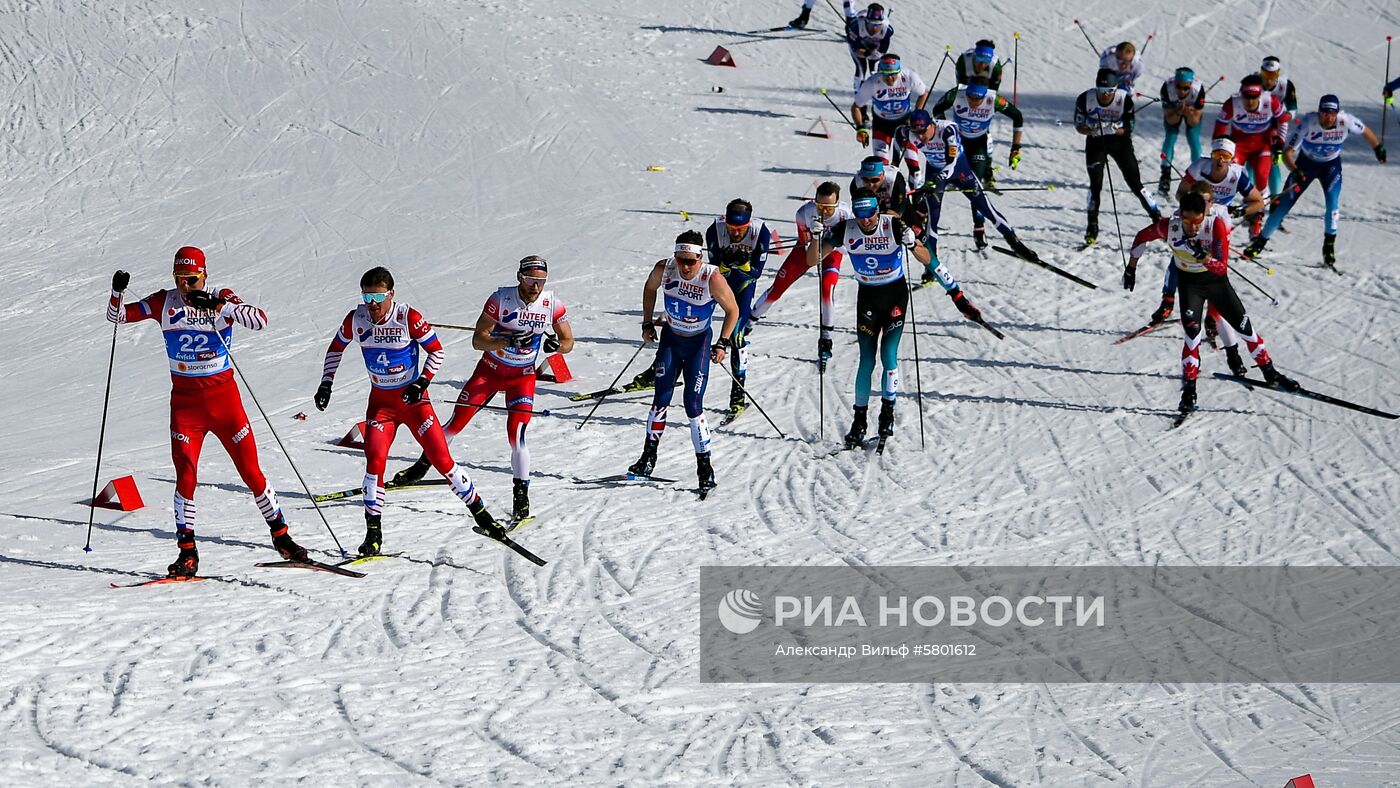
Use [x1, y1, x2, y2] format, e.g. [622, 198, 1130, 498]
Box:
[1185, 239, 1208, 260]
[711, 336, 732, 359]
[1122, 263, 1137, 292]
[949, 289, 982, 322]
[112, 270, 130, 292]
[401, 377, 429, 404]
[1376, 145, 1388, 163]
[314, 381, 333, 411]
[543, 333, 561, 354]
[1270, 138, 1284, 158]
[505, 330, 536, 349]
[185, 289, 226, 309]
[1228, 202, 1247, 219]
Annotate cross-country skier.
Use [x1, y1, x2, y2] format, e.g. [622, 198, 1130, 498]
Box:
[705, 199, 772, 422]
[105, 247, 308, 577]
[1076, 68, 1161, 246]
[1213, 74, 1290, 205]
[1158, 66, 1208, 195]
[954, 40, 1003, 91]
[389, 256, 574, 527]
[626, 231, 740, 491]
[849, 155, 909, 216]
[901, 109, 1039, 271]
[931, 74, 1024, 241]
[852, 53, 928, 165]
[1098, 42, 1144, 90]
[1258, 56, 1300, 207]
[811, 188, 980, 448]
[748, 182, 853, 371]
[1242, 95, 1387, 268]
[843, 3, 893, 92]
[1123, 182, 1253, 375]
[314, 266, 504, 556]
[1168, 191, 1297, 416]
[1177, 137, 1267, 234]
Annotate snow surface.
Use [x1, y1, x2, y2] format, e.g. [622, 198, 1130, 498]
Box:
[2, 0, 1398, 784]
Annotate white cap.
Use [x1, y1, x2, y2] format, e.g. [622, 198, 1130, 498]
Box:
[1260, 56, 1282, 73]
[1211, 137, 1236, 155]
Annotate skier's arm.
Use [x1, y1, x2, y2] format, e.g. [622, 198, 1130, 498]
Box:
[472, 299, 511, 353]
[1121, 94, 1136, 134]
[1212, 100, 1232, 138]
[1241, 185, 1267, 218]
[989, 62, 1004, 91]
[1074, 93, 1092, 135]
[321, 311, 355, 383]
[749, 224, 773, 279]
[931, 88, 956, 119]
[1284, 80, 1298, 114]
[407, 308, 444, 382]
[709, 273, 740, 347]
[551, 306, 575, 355]
[1128, 219, 1168, 264]
[640, 259, 666, 343]
[893, 218, 931, 266]
[954, 55, 968, 86]
[213, 289, 268, 330]
[996, 97, 1024, 149]
[107, 288, 161, 325]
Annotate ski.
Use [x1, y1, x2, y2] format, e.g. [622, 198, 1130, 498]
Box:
[567, 380, 655, 402]
[971, 317, 1005, 340]
[313, 478, 449, 503]
[336, 552, 401, 567]
[827, 438, 877, 457]
[1113, 322, 1172, 345]
[471, 525, 547, 566]
[875, 436, 890, 454]
[1211, 373, 1398, 419]
[254, 559, 367, 578]
[992, 246, 1099, 289]
[697, 485, 716, 501]
[1170, 408, 1195, 429]
[573, 473, 678, 485]
[110, 575, 213, 589]
[507, 515, 536, 532]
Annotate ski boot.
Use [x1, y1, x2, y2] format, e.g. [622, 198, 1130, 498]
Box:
[1083, 220, 1099, 248]
[788, 5, 810, 28]
[877, 399, 895, 438]
[972, 226, 988, 251]
[269, 516, 308, 562]
[392, 456, 431, 486]
[1157, 166, 1171, 196]
[1242, 236, 1267, 260]
[1006, 234, 1039, 262]
[358, 513, 382, 557]
[1260, 361, 1300, 392]
[1149, 295, 1175, 324]
[728, 375, 747, 417]
[468, 498, 507, 539]
[1178, 379, 1197, 414]
[511, 479, 530, 525]
[627, 367, 657, 392]
[697, 452, 717, 492]
[168, 530, 198, 577]
[1224, 345, 1249, 378]
[844, 405, 868, 449]
[1148, 206, 1163, 223]
[817, 334, 833, 373]
[1322, 233, 1337, 268]
[628, 436, 659, 478]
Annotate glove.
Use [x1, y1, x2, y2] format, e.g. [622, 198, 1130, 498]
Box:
[1376, 145, 1388, 164]
[111, 270, 130, 292]
[1008, 146, 1022, 169]
[1228, 202, 1247, 219]
[642, 320, 657, 344]
[1185, 239, 1209, 260]
[505, 330, 536, 349]
[401, 377, 429, 404]
[1122, 263, 1137, 292]
[710, 335, 732, 361]
[314, 381, 333, 411]
[936, 164, 955, 184]
[185, 289, 226, 310]
[856, 127, 870, 147]
[1150, 296, 1174, 324]
[543, 333, 561, 354]
[1270, 138, 1284, 158]
[1204, 256, 1228, 276]
[948, 289, 982, 322]
[900, 227, 916, 247]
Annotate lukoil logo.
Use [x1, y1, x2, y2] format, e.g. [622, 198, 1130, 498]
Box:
[718, 589, 763, 634]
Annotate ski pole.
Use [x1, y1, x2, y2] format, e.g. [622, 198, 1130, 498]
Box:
[1237, 252, 1275, 276]
[947, 185, 1056, 193]
[1072, 19, 1100, 57]
[823, 0, 844, 25]
[1097, 121, 1131, 273]
[577, 342, 646, 430]
[902, 259, 926, 450]
[1012, 32, 1020, 106]
[817, 266, 825, 442]
[1384, 36, 1393, 145]
[1232, 267, 1279, 306]
[1140, 32, 1154, 58]
[85, 293, 122, 552]
[819, 88, 861, 131]
[713, 357, 787, 439]
[1202, 75, 1226, 97]
[1133, 93, 1163, 107]
[930, 46, 953, 90]
[211, 331, 348, 557]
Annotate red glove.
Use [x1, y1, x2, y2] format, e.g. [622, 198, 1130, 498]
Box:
[1204, 256, 1229, 276]
[949, 289, 983, 322]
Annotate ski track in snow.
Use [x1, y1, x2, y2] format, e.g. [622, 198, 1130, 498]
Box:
[1, 0, 1398, 784]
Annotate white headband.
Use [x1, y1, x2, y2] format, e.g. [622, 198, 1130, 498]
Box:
[674, 243, 703, 255]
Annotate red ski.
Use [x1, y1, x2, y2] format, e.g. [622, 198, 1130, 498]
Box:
[110, 575, 213, 589]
